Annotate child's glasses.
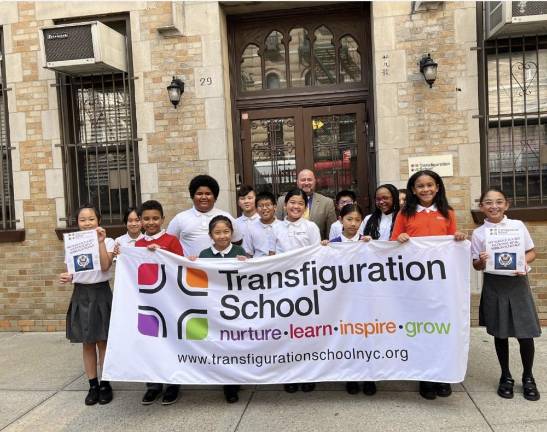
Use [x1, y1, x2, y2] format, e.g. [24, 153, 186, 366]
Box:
[482, 200, 506, 207]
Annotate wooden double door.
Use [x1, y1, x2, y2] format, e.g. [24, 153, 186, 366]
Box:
[240, 103, 370, 210]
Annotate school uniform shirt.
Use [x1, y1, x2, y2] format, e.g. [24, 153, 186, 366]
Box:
[328, 219, 366, 240]
[69, 237, 116, 284]
[272, 218, 321, 254]
[235, 212, 260, 248]
[390, 204, 457, 240]
[243, 219, 281, 257]
[330, 232, 365, 242]
[167, 206, 243, 257]
[363, 213, 394, 240]
[199, 243, 247, 258]
[115, 232, 143, 247]
[135, 230, 184, 256]
[471, 216, 534, 276]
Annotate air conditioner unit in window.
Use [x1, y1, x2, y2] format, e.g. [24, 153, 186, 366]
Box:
[486, 1, 547, 39]
[39, 21, 127, 75]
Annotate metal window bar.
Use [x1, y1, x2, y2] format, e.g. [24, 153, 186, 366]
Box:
[58, 72, 139, 226]
[484, 35, 547, 207]
[0, 30, 16, 230]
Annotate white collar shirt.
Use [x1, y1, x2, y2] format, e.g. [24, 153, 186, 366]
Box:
[211, 243, 233, 257]
[340, 232, 362, 242]
[243, 218, 280, 257]
[115, 232, 143, 247]
[272, 218, 321, 254]
[167, 206, 242, 257]
[471, 216, 534, 259]
[362, 213, 393, 240]
[142, 229, 166, 241]
[416, 204, 438, 213]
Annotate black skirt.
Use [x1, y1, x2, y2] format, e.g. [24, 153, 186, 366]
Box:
[66, 281, 112, 343]
[479, 273, 541, 339]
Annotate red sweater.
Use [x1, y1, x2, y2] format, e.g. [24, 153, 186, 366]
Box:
[135, 232, 184, 256]
[390, 209, 457, 240]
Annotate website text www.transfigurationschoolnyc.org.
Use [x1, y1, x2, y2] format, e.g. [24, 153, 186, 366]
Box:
[177, 347, 409, 368]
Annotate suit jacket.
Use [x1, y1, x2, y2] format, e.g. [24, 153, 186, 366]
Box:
[275, 192, 337, 240]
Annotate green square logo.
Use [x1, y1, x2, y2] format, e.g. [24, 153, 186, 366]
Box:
[186, 317, 208, 340]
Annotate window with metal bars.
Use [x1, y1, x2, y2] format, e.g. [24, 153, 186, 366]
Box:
[0, 28, 16, 231]
[56, 18, 140, 227]
[482, 35, 547, 208]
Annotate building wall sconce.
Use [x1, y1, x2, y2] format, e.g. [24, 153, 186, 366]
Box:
[167, 76, 185, 108]
[419, 53, 438, 88]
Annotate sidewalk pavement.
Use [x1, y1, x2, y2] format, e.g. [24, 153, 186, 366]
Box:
[0, 328, 546, 432]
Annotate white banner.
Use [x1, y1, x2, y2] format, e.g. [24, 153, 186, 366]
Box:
[103, 237, 471, 384]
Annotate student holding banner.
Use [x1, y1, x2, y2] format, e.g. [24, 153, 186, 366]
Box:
[59, 204, 115, 406]
[196, 215, 247, 403]
[391, 170, 466, 400]
[471, 188, 541, 401]
[136, 200, 184, 406]
[272, 188, 321, 393]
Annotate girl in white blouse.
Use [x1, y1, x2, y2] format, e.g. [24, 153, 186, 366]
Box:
[271, 188, 320, 394]
[272, 188, 321, 254]
[363, 184, 400, 240]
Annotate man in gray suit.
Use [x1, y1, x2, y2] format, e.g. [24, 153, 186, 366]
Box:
[276, 169, 337, 240]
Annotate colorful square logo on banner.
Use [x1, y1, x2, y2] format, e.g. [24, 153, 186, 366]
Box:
[178, 309, 208, 340]
[138, 263, 166, 293]
[137, 306, 167, 338]
[177, 267, 209, 296]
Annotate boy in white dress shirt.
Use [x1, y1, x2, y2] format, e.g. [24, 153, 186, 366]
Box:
[243, 191, 280, 257]
[235, 185, 259, 246]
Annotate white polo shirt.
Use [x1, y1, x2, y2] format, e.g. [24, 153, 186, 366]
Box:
[471, 216, 534, 275]
[167, 206, 242, 257]
[363, 212, 394, 240]
[69, 237, 115, 284]
[236, 212, 260, 247]
[243, 218, 281, 257]
[272, 218, 321, 254]
[115, 232, 143, 247]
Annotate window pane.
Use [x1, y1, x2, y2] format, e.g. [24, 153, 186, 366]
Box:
[250, 118, 296, 197]
[314, 26, 336, 85]
[486, 39, 547, 207]
[340, 35, 361, 83]
[487, 124, 547, 207]
[289, 28, 311, 88]
[311, 114, 358, 198]
[241, 44, 262, 91]
[487, 48, 547, 116]
[264, 31, 287, 89]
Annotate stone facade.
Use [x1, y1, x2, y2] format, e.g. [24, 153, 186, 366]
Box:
[0, 1, 545, 331]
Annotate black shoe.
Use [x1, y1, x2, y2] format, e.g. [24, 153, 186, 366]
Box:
[346, 381, 360, 395]
[98, 382, 113, 405]
[284, 383, 299, 393]
[161, 385, 179, 405]
[85, 386, 100, 406]
[497, 376, 514, 399]
[522, 376, 540, 401]
[224, 385, 240, 403]
[363, 381, 377, 396]
[301, 383, 316, 392]
[141, 388, 161, 405]
[436, 382, 452, 397]
[419, 381, 436, 400]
